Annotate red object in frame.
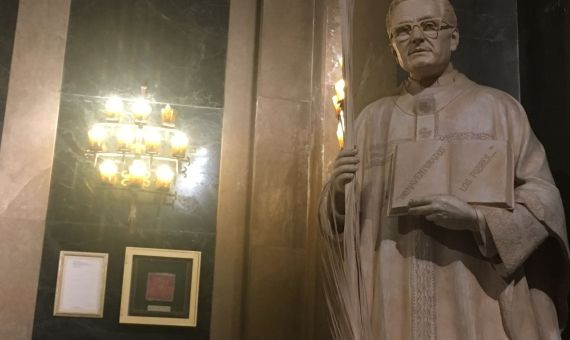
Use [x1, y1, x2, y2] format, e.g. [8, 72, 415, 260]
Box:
[145, 272, 176, 302]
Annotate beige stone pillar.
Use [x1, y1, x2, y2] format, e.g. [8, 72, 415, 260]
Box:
[211, 0, 259, 338]
[0, 1, 70, 339]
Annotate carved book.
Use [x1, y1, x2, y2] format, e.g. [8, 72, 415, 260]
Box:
[388, 140, 514, 215]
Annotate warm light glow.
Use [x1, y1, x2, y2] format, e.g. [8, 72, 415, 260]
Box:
[161, 104, 176, 126]
[130, 129, 146, 154]
[131, 97, 152, 122]
[332, 95, 342, 115]
[170, 132, 189, 157]
[105, 96, 123, 120]
[116, 126, 135, 150]
[99, 159, 118, 184]
[124, 159, 149, 187]
[129, 159, 148, 177]
[144, 128, 162, 154]
[334, 79, 345, 101]
[88, 125, 106, 150]
[196, 147, 208, 157]
[155, 165, 175, 189]
[336, 121, 344, 149]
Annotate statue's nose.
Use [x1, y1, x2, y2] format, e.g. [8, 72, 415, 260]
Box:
[410, 26, 424, 43]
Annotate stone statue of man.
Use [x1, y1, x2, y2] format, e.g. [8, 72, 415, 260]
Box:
[321, 0, 570, 338]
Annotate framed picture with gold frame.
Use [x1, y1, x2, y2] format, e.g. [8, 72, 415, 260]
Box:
[53, 251, 109, 318]
[119, 247, 201, 327]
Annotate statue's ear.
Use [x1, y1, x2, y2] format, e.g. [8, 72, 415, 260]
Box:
[450, 29, 460, 52]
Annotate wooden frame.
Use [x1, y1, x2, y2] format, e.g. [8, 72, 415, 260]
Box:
[119, 247, 201, 327]
[53, 251, 109, 318]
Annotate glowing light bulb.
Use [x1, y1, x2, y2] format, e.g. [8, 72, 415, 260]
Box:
[143, 128, 162, 154]
[98, 159, 118, 184]
[170, 132, 189, 157]
[105, 96, 123, 121]
[155, 165, 175, 190]
[88, 125, 106, 150]
[129, 159, 147, 177]
[116, 126, 135, 150]
[131, 97, 152, 122]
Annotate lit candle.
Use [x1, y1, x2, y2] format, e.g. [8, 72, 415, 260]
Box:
[336, 120, 344, 149]
[155, 165, 175, 190]
[161, 104, 176, 127]
[98, 159, 118, 184]
[334, 79, 345, 101]
[116, 126, 135, 151]
[125, 159, 149, 187]
[332, 95, 343, 116]
[131, 97, 152, 123]
[88, 125, 106, 150]
[105, 96, 123, 121]
[144, 128, 162, 154]
[170, 132, 189, 158]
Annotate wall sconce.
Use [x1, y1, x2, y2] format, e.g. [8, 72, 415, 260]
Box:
[85, 87, 202, 232]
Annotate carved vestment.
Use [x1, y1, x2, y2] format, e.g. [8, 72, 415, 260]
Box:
[321, 70, 570, 339]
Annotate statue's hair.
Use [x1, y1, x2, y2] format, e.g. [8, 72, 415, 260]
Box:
[385, 0, 458, 35]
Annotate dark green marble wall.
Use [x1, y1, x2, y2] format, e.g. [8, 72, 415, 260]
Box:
[0, 0, 19, 143]
[32, 1, 229, 339]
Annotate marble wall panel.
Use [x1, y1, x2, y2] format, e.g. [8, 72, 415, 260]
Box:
[0, 0, 18, 142]
[257, 0, 315, 101]
[31, 0, 229, 338]
[250, 96, 311, 248]
[61, 0, 229, 108]
[33, 226, 215, 340]
[452, 0, 520, 98]
[244, 246, 306, 340]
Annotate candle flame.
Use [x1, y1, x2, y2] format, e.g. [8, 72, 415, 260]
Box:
[334, 79, 345, 101]
[336, 121, 344, 149]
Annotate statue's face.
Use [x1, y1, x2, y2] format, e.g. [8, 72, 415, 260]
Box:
[388, 0, 458, 80]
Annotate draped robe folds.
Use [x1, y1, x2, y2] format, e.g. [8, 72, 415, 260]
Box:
[320, 70, 570, 340]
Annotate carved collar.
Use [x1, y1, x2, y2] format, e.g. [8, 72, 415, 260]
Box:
[393, 68, 476, 116]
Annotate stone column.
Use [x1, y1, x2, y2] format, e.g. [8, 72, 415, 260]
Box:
[0, 0, 70, 339]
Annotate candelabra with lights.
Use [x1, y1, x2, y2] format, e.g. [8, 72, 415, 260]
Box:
[85, 87, 195, 232]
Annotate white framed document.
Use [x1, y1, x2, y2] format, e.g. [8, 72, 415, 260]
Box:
[53, 251, 109, 318]
[119, 247, 201, 327]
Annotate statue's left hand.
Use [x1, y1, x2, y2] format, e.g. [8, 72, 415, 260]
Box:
[407, 195, 478, 231]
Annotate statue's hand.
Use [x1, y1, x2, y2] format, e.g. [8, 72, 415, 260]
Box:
[332, 147, 359, 194]
[407, 194, 478, 231]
